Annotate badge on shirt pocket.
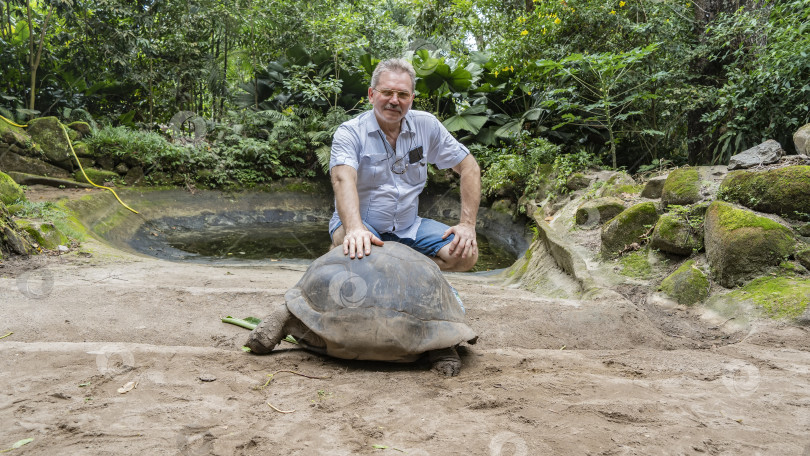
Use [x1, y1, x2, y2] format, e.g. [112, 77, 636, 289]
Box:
[408, 146, 424, 164]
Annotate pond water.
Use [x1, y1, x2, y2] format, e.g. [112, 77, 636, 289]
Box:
[138, 221, 515, 272]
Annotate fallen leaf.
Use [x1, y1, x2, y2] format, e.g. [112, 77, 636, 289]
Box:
[117, 381, 137, 394]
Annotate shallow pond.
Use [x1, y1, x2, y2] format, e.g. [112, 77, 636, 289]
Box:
[138, 221, 516, 272]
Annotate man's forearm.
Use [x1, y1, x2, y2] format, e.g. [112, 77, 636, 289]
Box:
[457, 156, 481, 226]
[331, 165, 364, 231]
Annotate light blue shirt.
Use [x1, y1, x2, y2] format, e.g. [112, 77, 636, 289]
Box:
[329, 110, 469, 238]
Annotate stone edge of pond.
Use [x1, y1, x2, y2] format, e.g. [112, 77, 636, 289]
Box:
[523, 199, 628, 302]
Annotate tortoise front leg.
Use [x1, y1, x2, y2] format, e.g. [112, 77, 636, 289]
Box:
[245, 302, 293, 355]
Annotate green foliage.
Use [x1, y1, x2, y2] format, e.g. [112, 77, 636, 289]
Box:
[83, 126, 186, 170]
[700, 0, 810, 160]
[1, 0, 806, 194]
[479, 132, 559, 201]
[551, 148, 598, 193]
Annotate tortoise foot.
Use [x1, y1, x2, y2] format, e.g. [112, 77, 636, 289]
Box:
[245, 304, 292, 355]
[429, 347, 461, 377]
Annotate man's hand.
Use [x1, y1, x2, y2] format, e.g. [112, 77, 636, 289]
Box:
[343, 227, 384, 259]
[442, 222, 477, 259]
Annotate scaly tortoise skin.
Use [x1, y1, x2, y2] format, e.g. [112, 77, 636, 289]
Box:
[246, 242, 477, 376]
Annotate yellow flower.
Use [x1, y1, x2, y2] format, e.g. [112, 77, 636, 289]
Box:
[619, 1, 626, 6]
[554, 17, 561, 24]
[494, 70, 499, 77]
[610, 9, 616, 14]
[510, 65, 514, 72]
[521, 30, 528, 36]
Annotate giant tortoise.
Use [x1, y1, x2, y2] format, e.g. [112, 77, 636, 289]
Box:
[246, 242, 477, 376]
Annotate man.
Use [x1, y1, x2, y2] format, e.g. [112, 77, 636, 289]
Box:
[329, 58, 481, 272]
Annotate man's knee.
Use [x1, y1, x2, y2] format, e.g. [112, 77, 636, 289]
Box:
[435, 245, 478, 272]
[330, 226, 345, 248]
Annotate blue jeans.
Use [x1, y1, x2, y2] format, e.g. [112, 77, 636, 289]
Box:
[330, 218, 454, 257]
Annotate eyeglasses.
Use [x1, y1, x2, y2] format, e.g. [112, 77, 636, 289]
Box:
[373, 88, 412, 100]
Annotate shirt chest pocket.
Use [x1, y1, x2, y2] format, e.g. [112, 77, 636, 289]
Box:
[402, 158, 427, 187]
[358, 153, 389, 188]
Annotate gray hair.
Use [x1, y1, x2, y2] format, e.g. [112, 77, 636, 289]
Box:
[370, 58, 416, 92]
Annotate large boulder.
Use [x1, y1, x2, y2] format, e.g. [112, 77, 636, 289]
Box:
[641, 175, 668, 199]
[26, 117, 75, 170]
[727, 140, 784, 170]
[719, 166, 810, 221]
[67, 121, 92, 139]
[0, 150, 71, 178]
[797, 246, 810, 270]
[661, 168, 701, 207]
[0, 201, 36, 257]
[0, 119, 31, 148]
[650, 213, 703, 256]
[575, 197, 625, 227]
[659, 259, 710, 306]
[597, 172, 641, 198]
[600, 202, 660, 257]
[793, 124, 810, 155]
[16, 220, 69, 250]
[566, 172, 592, 191]
[74, 168, 120, 185]
[0, 171, 25, 205]
[704, 201, 796, 287]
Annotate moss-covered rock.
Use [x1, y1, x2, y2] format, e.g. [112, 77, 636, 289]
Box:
[704, 201, 796, 287]
[0, 171, 25, 205]
[600, 201, 660, 257]
[650, 214, 703, 256]
[0, 149, 72, 178]
[27, 116, 74, 169]
[0, 201, 36, 256]
[795, 123, 810, 155]
[566, 172, 591, 191]
[575, 197, 625, 227]
[16, 220, 69, 250]
[641, 175, 667, 199]
[661, 168, 701, 207]
[74, 168, 120, 185]
[68, 121, 92, 139]
[0, 118, 31, 148]
[797, 223, 810, 237]
[71, 142, 92, 158]
[659, 259, 710, 305]
[718, 166, 810, 221]
[596, 172, 636, 198]
[797, 246, 810, 270]
[726, 276, 810, 319]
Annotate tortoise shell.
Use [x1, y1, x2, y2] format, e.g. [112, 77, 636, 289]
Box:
[285, 242, 477, 361]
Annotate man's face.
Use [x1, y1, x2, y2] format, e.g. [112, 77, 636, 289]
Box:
[368, 70, 414, 128]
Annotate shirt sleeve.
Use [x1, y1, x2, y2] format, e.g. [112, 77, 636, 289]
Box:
[425, 115, 470, 170]
[329, 124, 360, 171]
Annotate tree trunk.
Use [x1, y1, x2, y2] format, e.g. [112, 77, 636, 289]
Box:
[26, 1, 53, 113]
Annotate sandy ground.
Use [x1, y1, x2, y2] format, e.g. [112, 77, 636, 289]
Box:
[2, 233, 810, 455]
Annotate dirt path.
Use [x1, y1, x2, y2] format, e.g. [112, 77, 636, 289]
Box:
[1, 238, 810, 455]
